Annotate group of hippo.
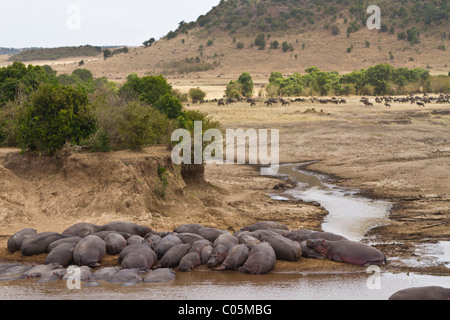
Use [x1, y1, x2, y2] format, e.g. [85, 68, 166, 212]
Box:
[3, 220, 449, 299]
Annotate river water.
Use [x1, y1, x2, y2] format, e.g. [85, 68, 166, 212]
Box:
[0, 163, 448, 300]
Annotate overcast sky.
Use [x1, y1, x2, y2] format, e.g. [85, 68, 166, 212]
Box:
[0, 0, 221, 48]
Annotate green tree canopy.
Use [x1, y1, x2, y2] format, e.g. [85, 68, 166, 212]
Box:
[16, 83, 96, 155]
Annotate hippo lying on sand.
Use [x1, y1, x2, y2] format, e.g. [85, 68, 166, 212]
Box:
[119, 244, 157, 270]
[306, 239, 386, 266]
[7, 228, 37, 253]
[260, 234, 301, 261]
[45, 243, 76, 267]
[101, 222, 151, 237]
[73, 235, 106, 267]
[238, 242, 276, 275]
[389, 286, 450, 300]
[216, 244, 249, 271]
[62, 223, 102, 238]
[20, 232, 69, 256]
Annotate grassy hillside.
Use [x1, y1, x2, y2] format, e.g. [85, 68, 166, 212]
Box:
[44, 0, 449, 86]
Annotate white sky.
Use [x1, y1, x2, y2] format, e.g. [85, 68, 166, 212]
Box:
[0, 0, 221, 48]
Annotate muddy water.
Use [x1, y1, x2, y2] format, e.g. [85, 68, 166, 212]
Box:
[1, 268, 448, 300]
[274, 163, 392, 241]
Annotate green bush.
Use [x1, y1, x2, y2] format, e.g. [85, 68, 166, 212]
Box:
[154, 93, 183, 120]
[15, 83, 96, 155]
[255, 33, 266, 50]
[188, 88, 207, 102]
[119, 74, 173, 105]
[72, 69, 93, 82]
[0, 62, 57, 106]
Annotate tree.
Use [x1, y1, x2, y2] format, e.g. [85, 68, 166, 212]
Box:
[0, 62, 57, 106]
[72, 69, 93, 82]
[255, 33, 266, 50]
[270, 41, 279, 49]
[154, 93, 183, 119]
[16, 83, 96, 155]
[237, 72, 254, 98]
[188, 88, 206, 102]
[119, 74, 173, 106]
[143, 38, 156, 47]
[103, 49, 112, 59]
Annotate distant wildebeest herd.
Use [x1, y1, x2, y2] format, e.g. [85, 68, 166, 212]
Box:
[188, 93, 449, 108]
[361, 93, 449, 108]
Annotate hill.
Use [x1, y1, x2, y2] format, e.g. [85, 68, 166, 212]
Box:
[8, 45, 103, 62]
[11, 0, 450, 93]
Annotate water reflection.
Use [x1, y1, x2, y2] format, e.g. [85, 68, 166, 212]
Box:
[1, 269, 448, 300]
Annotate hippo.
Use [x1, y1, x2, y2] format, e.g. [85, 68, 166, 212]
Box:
[154, 234, 183, 259]
[306, 239, 386, 266]
[92, 230, 131, 240]
[62, 266, 93, 281]
[207, 244, 228, 267]
[173, 224, 227, 242]
[196, 227, 229, 243]
[108, 268, 142, 286]
[45, 243, 76, 267]
[176, 233, 205, 244]
[101, 221, 150, 237]
[173, 223, 203, 234]
[308, 231, 348, 241]
[7, 228, 37, 253]
[62, 223, 103, 238]
[216, 244, 249, 271]
[159, 243, 191, 268]
[213, 234, 239, 250]
[127, 235, 144, 245]
[236, 231, 261, 249]
[260, 234, 302, 261]
[0, 264, 32, 281]
[189, 239, 212, 254]
[250, 229, 290, 240]
[47, 237, 82, 253]
[73, 235, 106, 267]
[104, 233, 127, 255]
[24, 263, 62, 278]
[300, 241, 325, 259]
[284, 229, 316, 242]
[389, 286, 450, 300]
[92, 267, 121, 281]
[38, 268, 67, 283]
[201, 245, 213, 264]
[238, 242, 276, 275]
[20, 232, 68, 256]
[145, 234, 162, 251]
[241, 221, 289, 232]
[143, 268, 176, 283]
[119, 244, 157, 270]
[178, 252, 201, 272]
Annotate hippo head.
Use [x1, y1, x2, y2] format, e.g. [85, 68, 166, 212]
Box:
[306, 239, 329, 255]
